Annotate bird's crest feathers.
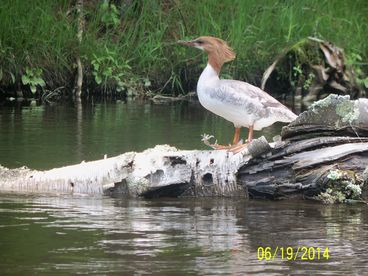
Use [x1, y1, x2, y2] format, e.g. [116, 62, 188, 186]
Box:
[198, 36, 236, 63]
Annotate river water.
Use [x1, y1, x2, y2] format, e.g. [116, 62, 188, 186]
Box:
[0, 99, 368, 274]
[0, 99, 284, 169]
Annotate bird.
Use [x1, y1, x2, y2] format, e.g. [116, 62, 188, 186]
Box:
[178, 36, 297, 151]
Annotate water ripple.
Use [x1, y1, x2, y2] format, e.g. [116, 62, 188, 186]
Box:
[0, 194, 367, 274]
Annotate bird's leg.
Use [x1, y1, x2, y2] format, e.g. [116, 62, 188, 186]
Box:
[228, 125, 254, 153]
[247, 125, 254, 143]
[232, 127, 241, 145]
[208, 127, 242, 150]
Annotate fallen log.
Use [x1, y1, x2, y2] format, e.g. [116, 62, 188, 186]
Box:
[0, 94, 367, 202]
[0, 144, 250, 197]
[239, 94, 368, 202]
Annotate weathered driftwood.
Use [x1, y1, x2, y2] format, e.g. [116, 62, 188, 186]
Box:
[0, 94, 367, 201]
[0, 144, 251, 197]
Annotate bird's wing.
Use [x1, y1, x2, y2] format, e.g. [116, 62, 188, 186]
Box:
[217, 79, 297, 121]
[219, 79, 286, 108]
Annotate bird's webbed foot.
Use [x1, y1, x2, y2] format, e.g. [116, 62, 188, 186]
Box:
[201, 134, 248, 152]
[201, 134, 225, 149]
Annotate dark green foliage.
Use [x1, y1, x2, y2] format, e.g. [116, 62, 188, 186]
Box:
[0, 0, 367, 96]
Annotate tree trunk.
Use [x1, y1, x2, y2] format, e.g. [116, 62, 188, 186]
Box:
[1, 95, 367, 202]
[75, 0, 84, 97]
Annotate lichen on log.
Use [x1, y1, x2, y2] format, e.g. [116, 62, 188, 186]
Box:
[238, 94, 368, 202]
[281, 94, 368, 140]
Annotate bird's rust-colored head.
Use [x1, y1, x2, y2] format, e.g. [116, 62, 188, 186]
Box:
[178, 36, 236, 74]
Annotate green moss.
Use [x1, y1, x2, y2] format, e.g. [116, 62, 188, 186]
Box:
[316, 169, 364, 204]
[336, 100, 360, 124]
[308, 95, 361, 128]
[326, 169, 342, 180]
[309, 94, 335, 113]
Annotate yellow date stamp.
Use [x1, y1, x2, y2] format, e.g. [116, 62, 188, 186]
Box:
[257, 246, 329, 261]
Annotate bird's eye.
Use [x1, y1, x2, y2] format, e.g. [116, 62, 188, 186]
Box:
[196, 40, 204, 44]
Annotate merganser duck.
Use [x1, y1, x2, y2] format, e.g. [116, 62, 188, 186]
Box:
[178, 36, 297, 150]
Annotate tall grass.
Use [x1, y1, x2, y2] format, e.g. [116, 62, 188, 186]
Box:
[0, 0, 75, 87]
[171, 0, 368, 86]
[0, 0, 367, 95]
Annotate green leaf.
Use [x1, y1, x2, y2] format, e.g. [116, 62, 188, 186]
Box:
[10, 72, 15, 84]
[103, 68, 112, 77]
[38, 78, 46, 87]
[25, 68, 32, 76]
[101, 14, 110, 24]
[364, 78, 368, 88]
[101, 0, 109, 11]
[21, 75, 30, 85]
[30, 85, 37, 93]
[355, 53, 362, 61]
[111, 4, 118, 13]
[105, 46, 114, 56]
[93, 63, 100, 71]
[112, 17, 119, 27]
[95, 75, 102, 84]
[0, 68, 3, 82]
[144, 79, 151, 87]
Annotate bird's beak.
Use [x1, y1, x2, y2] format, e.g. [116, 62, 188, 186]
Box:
[177, 40, 195, 47]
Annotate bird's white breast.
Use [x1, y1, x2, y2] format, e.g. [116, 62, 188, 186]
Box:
[196, 63, 296, 130]
[197, 64, 215, 95]
[197, 64, 257, 128]
[197, 65, 226, 118]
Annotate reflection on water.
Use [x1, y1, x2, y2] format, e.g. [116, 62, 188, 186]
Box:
[0, 194, 367, 274]
[0, 99, 284, 169]
[1, 100, 366, 274]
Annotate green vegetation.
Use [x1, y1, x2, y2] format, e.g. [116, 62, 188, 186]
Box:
[0, 0, 367, 97]
[21, 67, 46, 93]
[317, 169, 365, 204]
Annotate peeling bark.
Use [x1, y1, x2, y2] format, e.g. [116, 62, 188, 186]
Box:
[0, 145, 249, 197]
